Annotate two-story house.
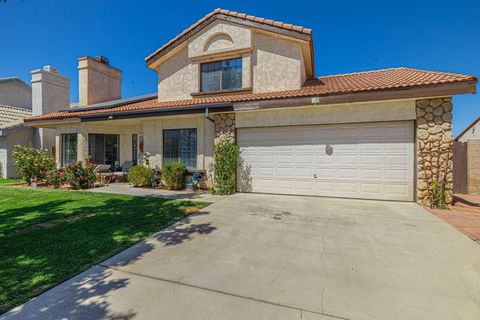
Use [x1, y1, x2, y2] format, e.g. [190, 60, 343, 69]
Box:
[25, 9, 477, 204]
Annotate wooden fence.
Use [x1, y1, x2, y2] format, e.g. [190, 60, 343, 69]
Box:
[453, 141, 468, 194]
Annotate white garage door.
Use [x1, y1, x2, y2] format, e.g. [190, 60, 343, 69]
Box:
[237, 121, 414, 201]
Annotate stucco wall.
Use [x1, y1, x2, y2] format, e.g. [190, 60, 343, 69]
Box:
[31, 68, 70, 154]
[143, 115, 214, 170]
[56, 122, 143, 166]
[156, 21, 308, 101]
[236, 99, 417, 128]
[458, 121, 480, 142]
[252, 32, 305, 93]
[54, 116, 215, 171]
[0, 81, 32, 109]
[0, 127, 35, 178]
[188, 20, 251, 58]
[78, 57, 122, 107]
[0, 139, 6, 178]
[157, 45, 198, 101]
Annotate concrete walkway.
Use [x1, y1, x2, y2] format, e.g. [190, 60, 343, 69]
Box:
[86, 182, 224, 202]
[3, 194, 480, 319]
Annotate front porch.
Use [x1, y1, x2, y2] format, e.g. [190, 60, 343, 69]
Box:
[54, 113, 218, 173]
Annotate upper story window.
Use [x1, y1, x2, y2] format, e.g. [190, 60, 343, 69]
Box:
[201, 58, 242, 92]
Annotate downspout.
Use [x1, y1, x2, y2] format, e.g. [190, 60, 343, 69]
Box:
[205, 107, 215, 122]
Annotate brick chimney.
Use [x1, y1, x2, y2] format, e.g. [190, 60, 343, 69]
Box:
[31, 66, 70, 151]
[78, 56, 121, 106]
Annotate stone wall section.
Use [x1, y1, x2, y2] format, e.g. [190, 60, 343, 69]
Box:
[214, 113, 236, 145]
[416, 97, 454, 205]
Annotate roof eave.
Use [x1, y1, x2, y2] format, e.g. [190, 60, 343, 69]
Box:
[145, 12, 312, 69]
[25, 79, 476, 125]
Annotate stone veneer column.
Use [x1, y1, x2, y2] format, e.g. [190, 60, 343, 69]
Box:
[214, 113, 236, 145]
[416, 97, 454, 205]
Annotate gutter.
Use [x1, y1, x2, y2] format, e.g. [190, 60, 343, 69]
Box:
[80, 102, 233, 122]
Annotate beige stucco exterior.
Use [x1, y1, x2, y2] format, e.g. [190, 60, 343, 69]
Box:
[157, 45, 199, 101]
[0, 127, 34, 178]
[54, 115, 215, 171]
[155, 20, 308, 102]
[457, 121, 480, 142]
[188, 20, 251, 58]
[0, 80, 32, 109]
[235, 99, 417, 128]
[252, 31, 306, 93]
[78, 57, 122, 107]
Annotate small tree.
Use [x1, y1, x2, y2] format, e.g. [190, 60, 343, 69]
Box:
[12, 145, 55, 183]
[212, 141, 240, 195]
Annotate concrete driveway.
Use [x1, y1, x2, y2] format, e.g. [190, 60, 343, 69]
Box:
[3, 194, 480, 320]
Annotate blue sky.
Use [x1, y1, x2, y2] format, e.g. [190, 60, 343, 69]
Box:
[1, 0, 478, 136]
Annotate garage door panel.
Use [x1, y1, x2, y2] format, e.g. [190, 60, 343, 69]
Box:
[337, 182, 358, 193]
[361, 155, 383, 165]
[385, 169, 409, 180]
[338, 168, 358, 179]
[316, 168, 336, 179]
[295, 154, 315, 164]
[361, 168, 383, 179]
[386, 155, 410, 166]
[360, 183, 383, 194]
[316, 181, 336, 192]
[338, 154, 358, 165]
[238, 121, 414, 201]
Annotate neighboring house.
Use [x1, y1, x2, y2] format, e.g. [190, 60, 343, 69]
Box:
[0, 67, 70, 178]
[25, 8, 477, 204]
[0, 77, 33, 178]
[456, 116, 480, 142]
[454, 116, 480, 194]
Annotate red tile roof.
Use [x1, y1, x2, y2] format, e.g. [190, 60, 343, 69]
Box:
[145, 8, 312, 66]
[25, 68, 476, 123]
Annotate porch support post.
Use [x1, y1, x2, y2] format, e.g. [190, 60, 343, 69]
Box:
[77, 131, 88, 162]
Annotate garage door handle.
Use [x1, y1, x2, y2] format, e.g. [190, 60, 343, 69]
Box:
[313, 174, 317, 178]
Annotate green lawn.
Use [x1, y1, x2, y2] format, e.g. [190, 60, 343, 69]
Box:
[0, 179, 24, 186]
[0, 186, 207, 314]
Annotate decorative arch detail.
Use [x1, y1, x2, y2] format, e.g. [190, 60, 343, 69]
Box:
[203, 32, 234, 52]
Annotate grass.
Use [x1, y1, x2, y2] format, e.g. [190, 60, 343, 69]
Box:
[0, 178, 24, 186]
[0, 186, 207, 314]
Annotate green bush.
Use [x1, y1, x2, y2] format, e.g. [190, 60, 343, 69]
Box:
[12, 145, 55, 183]
[162, 162, 186, 190]
[64, 159, 96, 189]
[128, 165, 153, 187]
[212, 141, 240, 195]
[46, 169, 67, 189]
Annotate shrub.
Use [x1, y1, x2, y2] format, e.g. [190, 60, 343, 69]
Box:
[12, 145, 55, 183]
[212, 141, 240, 195]
[46, 169, 67, 189]
[64, 159, 96, 189]
[162, 162, 186, 190]
[128, 165, 153, 187]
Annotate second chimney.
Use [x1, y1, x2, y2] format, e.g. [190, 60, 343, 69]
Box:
[78, 56, 121, 106]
